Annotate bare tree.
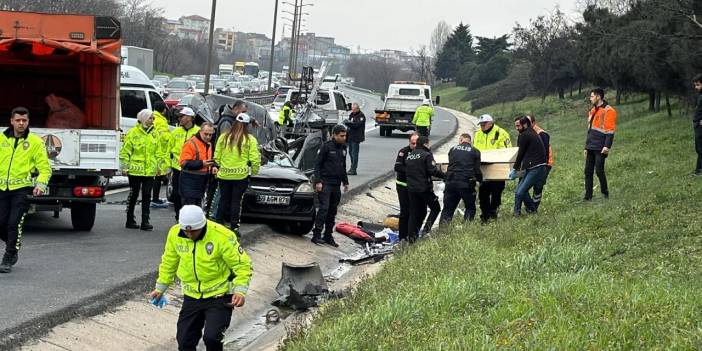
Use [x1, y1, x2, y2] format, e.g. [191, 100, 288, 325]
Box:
[408, 46, 432, 83]
[429, 21, 452, 57]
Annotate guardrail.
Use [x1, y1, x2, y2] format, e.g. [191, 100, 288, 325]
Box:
[242, 92, 276, 105]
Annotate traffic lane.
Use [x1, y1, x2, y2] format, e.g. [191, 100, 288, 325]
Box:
[0, 199, 269, 342]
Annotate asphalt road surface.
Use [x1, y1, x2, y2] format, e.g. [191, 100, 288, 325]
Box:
[0, 86, 456, 347]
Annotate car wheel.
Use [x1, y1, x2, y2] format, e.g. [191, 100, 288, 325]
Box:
[289, 220, 314, 235]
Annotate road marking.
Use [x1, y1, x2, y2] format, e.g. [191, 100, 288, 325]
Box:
[106, 187, 131, 196]
[365, 126, 378, 132]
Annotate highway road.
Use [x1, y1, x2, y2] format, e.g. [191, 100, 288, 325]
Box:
[0, 87, 457, 348]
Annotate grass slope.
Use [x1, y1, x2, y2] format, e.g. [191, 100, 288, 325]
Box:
[282, 91, 702, 350]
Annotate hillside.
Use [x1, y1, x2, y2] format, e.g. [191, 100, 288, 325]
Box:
[283, 89, 702, 350]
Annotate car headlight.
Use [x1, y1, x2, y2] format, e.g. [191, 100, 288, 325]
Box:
[295, 182, 314, 193]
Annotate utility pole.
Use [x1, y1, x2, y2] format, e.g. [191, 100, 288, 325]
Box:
[288, 0, 299, 80]
[267, 0, 279, 91]
[292, 0, 303, 75]
[204, 0, 217, 95]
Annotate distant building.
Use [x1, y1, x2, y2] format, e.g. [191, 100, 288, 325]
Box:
[162, 15, 211, 43]
[216, 28, 236, 53]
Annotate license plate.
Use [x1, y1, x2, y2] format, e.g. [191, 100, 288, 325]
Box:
[256, 195, 290, 205]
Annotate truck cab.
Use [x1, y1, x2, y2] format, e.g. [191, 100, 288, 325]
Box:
[375, 81, 437, 137]
[284, 88, 351, 126]
[0, 11, 124, 231]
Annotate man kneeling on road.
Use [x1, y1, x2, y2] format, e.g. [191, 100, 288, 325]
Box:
[149, 205, 252, 351]
[440, 133, 482, 224]
[0, 107, 51, 273]
[312, 125, 349, 247]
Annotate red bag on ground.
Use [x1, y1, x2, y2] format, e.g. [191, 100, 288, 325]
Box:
[335, 222, 374, 242]
[45, 94, 86, 129]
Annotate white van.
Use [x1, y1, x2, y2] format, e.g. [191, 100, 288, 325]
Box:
[120, 65, 167, 133]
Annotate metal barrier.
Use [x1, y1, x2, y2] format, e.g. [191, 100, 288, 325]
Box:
[242, 92, 276, 105]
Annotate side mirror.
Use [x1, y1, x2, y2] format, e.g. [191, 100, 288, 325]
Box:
[346, 103, 352, 111]
[434, 96, 441, 106]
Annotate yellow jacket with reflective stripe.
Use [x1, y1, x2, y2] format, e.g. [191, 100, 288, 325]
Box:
[214, 133, 260, 180]
[0, 127, 51, 191]
[155, 220, 253, 299]
[473, 125, 512, 151]
[152, 111, 172, 174]
[412, 105, 434, 127]
[119, 124, 159, 177]
[278, 105, 294, 125]
[170, 125, 200, 170]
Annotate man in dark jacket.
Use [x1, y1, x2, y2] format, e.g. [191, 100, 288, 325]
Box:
[344, 103, 366, 175]
[692, 74, 702, 176]
[511, 116, 547, 216]
[393, 133, 419, 241]
[584, 88, 617, 200]
[405, 136, 444, 243]
[179, 123, 215, 207]
[440, 133, 482, 224]
[312, 125, 349, 247]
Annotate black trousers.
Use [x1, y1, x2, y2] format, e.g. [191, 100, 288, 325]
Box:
[172, 170, 183, 220]
[417, 126, 429, 137]
[532, 166, 552, 210]
[695, 126, 702, 172]
[408, 191, 440, 242]
[176, 295, 233, 351]
[216, 178, 249, 232]
[0, 187, 31, 254]
[205, 176, 218, 217]
[396, 184, 410, 241]
[584, 150, 608, 199]
[441, 182, 476, 224]
[478, 181, 505, 221]
[152, 175, 167, 202]
[314, 183, 341, 239]
[126, 176, 154, 221]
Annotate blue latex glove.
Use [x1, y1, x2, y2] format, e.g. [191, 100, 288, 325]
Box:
[509, 169, 517, 180]
[150, 294, 168, 309]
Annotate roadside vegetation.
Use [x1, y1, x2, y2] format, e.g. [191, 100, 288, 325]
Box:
[283, 90, 702, 349]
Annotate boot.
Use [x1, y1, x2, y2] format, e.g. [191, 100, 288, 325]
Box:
[323, 234, 339, 248]
[126, 214, 139, 229]
[140, 215, 154, 231]
[0, 251, 17, 273]
[311, 230, 324, 245]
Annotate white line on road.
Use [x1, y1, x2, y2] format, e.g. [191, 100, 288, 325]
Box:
[105, 187, 130, 196]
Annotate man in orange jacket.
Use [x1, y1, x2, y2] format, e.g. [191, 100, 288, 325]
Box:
[179, 122, 215, 207]
[584, 88, 617, 201]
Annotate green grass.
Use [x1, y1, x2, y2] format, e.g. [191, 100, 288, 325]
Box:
[435, 84, 472, 113]
[282, 92, 702, 350]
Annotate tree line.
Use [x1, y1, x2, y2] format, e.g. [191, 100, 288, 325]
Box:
[433, 0, 702, 114]
[1, 0, 222, 76]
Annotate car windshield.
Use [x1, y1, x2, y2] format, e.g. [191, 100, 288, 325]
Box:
[179, 95, 194, 105]
[273, 95, 286, 103]
[265, 152, 294, 168]
[167, 92, 187, 101]
[168, 81, 189, 89]
[212, 80, 226, 88]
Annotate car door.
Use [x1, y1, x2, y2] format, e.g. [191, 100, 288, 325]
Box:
[119, 88, 148, 133]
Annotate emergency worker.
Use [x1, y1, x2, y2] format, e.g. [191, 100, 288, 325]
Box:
[213, 113, 260, 234]
[584, 88, 617, 200]
[179, 123, 215, 207]
[148, 205, 252, 351]
[120, 109, 161, 231]
[278, 101, 294, 127]
[440, 133, 482, 224]
[473, 114, 512, 223]
[0, 107, 51, 273]
[312, 125, 349, 247]
[405, 136, 444, 243]
[170, 107, 200, 220]
[412, 99, 434, 136]
[393, 133, 419, 241]
[151, 101, 171, 208]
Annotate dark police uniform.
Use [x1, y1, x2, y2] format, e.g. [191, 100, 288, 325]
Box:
[405, 145, 444, 242]
[440, 142, 482, 223]
[393, 145, 412, 241]
[312, 139, 349, 243]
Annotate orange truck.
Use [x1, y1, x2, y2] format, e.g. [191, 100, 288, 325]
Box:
[0, 10, 122, 231]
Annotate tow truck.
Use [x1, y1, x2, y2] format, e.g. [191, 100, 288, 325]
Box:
[374, 81, 440, 137]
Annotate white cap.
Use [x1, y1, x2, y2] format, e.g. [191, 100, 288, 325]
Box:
[179, 205, 207, 231]
[423, 99, 432, 105]
[236, 113, 252, 124]
[478, 114, 494, 124]
[180, 107, 196, 117]
[137, 109, 153, 124]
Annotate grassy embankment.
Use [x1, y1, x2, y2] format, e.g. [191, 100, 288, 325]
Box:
[283, 86, 702, 350]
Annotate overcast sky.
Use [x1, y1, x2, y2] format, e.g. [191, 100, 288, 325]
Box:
[150, 0, 582, 52]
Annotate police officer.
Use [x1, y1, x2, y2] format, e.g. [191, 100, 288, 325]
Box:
[405, 136, 444, 243]
[120, 109, 162, 231]
[412, 99, 434, 137]
[473, 114, 512, 223]
[0, 107, 51, 273]
[213, 113, 260, 234]
[393, 133, 419, 241]
[170, 107, 200, 220]
[151, 101, 172, 208]
[148, 205, 252, 351]
[278, 101, 294, 128]
[312, 125, 349, 247]
[440, 133, 482, 224]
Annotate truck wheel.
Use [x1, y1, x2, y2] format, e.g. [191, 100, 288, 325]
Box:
[379, 127, 386, 137]
[71, 202, 96, 231]
[386, 128, 393, 137]
[289, 220, 314, 235]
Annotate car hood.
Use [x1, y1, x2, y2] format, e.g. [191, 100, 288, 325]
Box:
[253, 165, 309, 183]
